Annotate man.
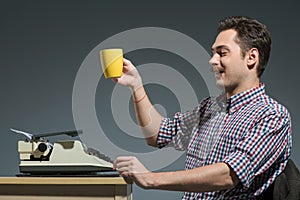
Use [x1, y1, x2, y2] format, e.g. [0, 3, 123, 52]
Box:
[113, 16, 292, 199]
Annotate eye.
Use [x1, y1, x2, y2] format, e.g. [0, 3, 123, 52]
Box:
[218, 51, 227, 57]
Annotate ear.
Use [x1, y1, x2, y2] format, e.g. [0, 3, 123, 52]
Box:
[246, 48, 259, 69]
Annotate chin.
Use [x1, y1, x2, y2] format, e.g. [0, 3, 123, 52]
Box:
[215, 80, 225, 91]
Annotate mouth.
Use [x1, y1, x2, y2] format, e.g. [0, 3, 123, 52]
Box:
[210, 66, 225, 79]
[214, 70, 224, 79]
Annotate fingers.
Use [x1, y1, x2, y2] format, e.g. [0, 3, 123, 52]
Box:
[113, 156, 134, 169]
[114, 161, 131, 171]
[113, 156, 139, 176]
[123, 58, 132, 66]
[111, 57, 142, 88]
[115, 156, 135, 162]
[123, 58, 135, 72]
[123, 177, 134, 184]
[114, 159, 132, 177]
[111, 78, 118, 83]
[113, 156, 151, 188]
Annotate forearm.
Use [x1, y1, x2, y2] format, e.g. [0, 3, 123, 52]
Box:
[132, 85, 163, 147]
[115, 58, 163, 146]
[141, 162, 239, 192]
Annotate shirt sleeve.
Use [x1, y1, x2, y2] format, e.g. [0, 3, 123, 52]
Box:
[223, 105, 292, 189]
[157, 97, 210, 150]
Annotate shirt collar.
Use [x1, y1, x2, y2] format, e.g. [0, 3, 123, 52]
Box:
[216, 83, 265, 114]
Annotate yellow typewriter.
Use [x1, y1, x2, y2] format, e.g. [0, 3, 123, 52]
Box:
[11, 129, 116, 176]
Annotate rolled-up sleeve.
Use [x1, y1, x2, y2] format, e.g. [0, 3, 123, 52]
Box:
[223, 106, 292, 189]
[157, 111, 196, 150]
[157, 98, 210, 150]
[157, 114, 182, 149]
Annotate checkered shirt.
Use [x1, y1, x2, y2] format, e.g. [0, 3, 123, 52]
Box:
[157, 83, 292, 199]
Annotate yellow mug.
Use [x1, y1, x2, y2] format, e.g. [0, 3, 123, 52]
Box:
[100, 48, 123, 79]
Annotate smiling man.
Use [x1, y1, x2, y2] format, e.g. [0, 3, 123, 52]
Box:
[113, 16, 292, 199]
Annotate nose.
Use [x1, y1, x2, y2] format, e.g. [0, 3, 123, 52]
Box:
[209, 53, 219, 66]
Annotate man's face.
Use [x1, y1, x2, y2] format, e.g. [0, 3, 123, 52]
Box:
[209, 29, 249, 95]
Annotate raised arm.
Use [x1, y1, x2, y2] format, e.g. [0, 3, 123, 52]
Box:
[113, 58, 163, 146]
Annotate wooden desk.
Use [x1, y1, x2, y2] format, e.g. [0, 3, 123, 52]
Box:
[0, 177, 132, 200]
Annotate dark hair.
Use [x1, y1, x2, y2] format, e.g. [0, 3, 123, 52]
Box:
[218, 16, 271, 77]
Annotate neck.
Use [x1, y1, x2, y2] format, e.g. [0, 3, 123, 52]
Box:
[226, 79, 260, 99]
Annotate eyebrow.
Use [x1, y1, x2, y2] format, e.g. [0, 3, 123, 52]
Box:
[211, 45, 230, 52]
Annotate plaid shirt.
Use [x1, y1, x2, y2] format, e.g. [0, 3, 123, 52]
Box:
[157, 83, 292, 199]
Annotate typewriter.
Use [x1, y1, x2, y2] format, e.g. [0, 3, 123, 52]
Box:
[11, 129, 117, 176]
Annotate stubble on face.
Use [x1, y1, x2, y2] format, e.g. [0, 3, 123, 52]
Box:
[210, 29, 249, 96]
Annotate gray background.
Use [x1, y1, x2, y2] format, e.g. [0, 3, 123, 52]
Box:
[0, 0, 299, 199]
